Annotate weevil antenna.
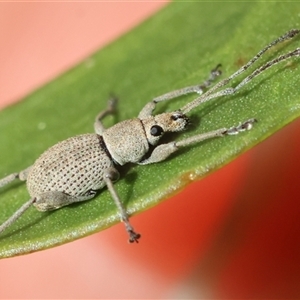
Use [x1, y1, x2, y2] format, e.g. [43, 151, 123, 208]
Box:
[181, 29, 300, 114]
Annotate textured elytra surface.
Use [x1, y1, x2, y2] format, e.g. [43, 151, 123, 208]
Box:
[27, 134, 113, 198]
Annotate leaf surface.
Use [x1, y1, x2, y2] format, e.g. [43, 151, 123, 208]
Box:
[0, 2, 299, 258]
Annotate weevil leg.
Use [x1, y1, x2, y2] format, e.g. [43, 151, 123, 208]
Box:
[33, 191, 95, 211]
[139, 119, 257, 165]
[94, 97, 118, 135]
[0, 190, 98, 235]
[0, 197, 36, 234]
[153, 64, 222, 102]
[138, 64, 222, 118]
[103, 167, 141, 243]
[0, 166, 32, 188]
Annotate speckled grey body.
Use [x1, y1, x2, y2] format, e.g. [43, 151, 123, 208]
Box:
[27, 133, 113, 202]
[0, 29, 298, 243]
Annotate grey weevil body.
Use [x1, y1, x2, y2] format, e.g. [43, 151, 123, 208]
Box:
[0, 29, 299, 242]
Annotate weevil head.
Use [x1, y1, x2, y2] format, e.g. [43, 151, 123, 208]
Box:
[142, 111, 190, 145]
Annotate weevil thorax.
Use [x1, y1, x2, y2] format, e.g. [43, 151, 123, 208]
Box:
[102, 118, 150, 166]
[102, 111, 189, 166]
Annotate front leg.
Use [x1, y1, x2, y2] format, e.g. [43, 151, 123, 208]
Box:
[139, 119, 256, 165]
[138, 64, 222, 119]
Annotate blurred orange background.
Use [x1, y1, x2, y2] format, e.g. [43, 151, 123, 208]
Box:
[0, 3, 300, 298]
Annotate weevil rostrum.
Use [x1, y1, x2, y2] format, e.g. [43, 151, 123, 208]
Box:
[0, 29, 299, 243]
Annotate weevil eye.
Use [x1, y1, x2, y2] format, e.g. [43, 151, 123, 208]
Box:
[150, 125, 164, 136]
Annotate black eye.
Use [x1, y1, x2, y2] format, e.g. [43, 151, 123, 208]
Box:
[150, 125, 164, 136]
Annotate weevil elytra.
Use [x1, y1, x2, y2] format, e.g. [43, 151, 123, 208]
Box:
[0, 29, 299, 243]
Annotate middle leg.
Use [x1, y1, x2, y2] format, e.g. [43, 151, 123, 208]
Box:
[103, 167, 141, 243]
[94, 97, 118, 135]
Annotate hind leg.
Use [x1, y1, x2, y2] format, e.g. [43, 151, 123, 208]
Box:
[0, 166, 31, 188]
[33, 190, 96, 211]
[0, 189, 96, 235]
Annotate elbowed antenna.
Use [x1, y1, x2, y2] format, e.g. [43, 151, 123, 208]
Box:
[181, 29, 300, 114]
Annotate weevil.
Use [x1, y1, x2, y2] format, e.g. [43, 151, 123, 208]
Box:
[0, 29, 299, 243]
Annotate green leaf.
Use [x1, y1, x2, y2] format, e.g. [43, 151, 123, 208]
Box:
[0, 2, 299, 258]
